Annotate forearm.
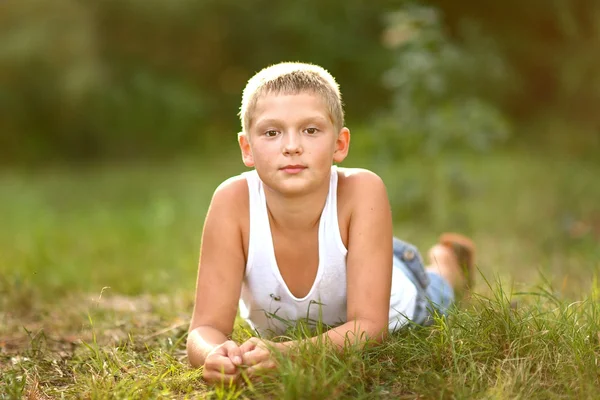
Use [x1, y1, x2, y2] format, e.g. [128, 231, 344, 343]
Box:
[186, 326, 230, 367]
[322, 319, 387, 348]
[276, 319, 387, 353]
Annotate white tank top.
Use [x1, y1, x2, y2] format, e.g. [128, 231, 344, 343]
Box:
[239, 166, 417, 337]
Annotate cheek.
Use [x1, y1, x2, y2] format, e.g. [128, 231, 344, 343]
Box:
[311, 144, 335, 160]
[249, 147, 274, 167]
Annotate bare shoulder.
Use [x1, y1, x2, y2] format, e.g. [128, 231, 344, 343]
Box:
[335, 167, 390, 248]
[213, 173, 248, 199]
[337, 167, 389, 204]
[209, 174, 249, 215]
[206, 173, 250, 259]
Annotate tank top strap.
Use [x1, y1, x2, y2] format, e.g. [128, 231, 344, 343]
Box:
[321, 166, 347, 256]
[242, 169, 269, 275]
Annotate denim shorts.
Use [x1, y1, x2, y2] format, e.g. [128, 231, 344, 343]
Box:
[392, 237, 455, 326]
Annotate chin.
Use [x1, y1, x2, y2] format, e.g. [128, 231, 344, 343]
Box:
[263, 178, 313, 197]
[278, 182, 314, 196]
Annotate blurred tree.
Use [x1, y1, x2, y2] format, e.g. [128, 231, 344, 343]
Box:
[431, 0, 600, 131]
[0, 0, 103, 162]
[373, 5, 511, 229]
[0, 0, 400, 163]
[376, 5, 510, 159]
[2, 0, 598, 163]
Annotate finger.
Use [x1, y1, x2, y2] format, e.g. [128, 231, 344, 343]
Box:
[205, 355, 237, 375]
[246, 359, 277, 376]
[239, 338, 258, 354]
[242, 348, 270, 366]
[224, 342, 243, 366]
[241, 349, 260, 366]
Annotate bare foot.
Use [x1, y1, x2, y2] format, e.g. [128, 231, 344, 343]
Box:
[426, 233, 476, 297]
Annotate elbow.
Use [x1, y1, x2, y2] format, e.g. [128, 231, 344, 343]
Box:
[375, 330, 388, 344]
[353, 318, 389, 346]
[366, 323, 388, 345]
[186, 330, 204, 368]
[366, 316, 390, 344]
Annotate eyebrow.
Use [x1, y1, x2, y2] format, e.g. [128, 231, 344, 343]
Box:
[253, 118, 282, 128]
[254, 116, 330, 128]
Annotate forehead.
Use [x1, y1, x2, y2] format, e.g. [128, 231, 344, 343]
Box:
[251, 92, 331, 126]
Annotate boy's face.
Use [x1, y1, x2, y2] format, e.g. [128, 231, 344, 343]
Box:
[239, 92, 349, 196]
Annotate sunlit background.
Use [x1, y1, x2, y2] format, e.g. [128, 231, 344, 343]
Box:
[1, 0, 599, 306]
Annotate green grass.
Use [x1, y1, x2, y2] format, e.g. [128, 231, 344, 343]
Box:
[1, 149, 599, 398]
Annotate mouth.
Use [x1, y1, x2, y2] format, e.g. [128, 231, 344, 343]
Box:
[280, 165, 307, 174]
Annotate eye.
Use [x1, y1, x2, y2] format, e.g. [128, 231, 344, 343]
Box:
[305, 127, 318, 135]
[264, 130, 279, 137]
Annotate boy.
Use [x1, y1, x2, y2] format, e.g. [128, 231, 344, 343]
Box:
[186, 62, 475, 383]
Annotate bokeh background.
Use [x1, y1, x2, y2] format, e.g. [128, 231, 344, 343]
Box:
[1, 0, 599, 311]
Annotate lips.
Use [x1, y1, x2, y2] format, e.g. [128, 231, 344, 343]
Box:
[280, 165, 307, 174]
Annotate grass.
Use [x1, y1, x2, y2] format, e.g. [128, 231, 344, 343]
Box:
[1, 148, 599, 398]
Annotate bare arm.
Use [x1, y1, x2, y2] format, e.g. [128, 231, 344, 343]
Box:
[187, 177, 248, 369]
[315, 170, 392, 346]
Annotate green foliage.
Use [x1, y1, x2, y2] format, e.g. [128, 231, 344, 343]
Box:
[353, 5, 514, 229]
[0, 0, 399, 163]
[374, 5, 511, 160]
[2, 0, 600, 163]
[0, 0, 103, 162]
[433, 0, 600, 129]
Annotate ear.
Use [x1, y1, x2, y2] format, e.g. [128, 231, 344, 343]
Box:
[333, 127, 350, 163]
[238, 132, 255, 167]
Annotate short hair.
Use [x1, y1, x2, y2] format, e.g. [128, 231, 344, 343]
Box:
[239, 62, 344, 133]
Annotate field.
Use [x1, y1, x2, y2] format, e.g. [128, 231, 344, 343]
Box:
[1, 148, 599, 399]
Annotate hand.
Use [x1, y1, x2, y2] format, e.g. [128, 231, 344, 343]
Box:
[240, 337, 278, 376]
[202, 340, 243, 384]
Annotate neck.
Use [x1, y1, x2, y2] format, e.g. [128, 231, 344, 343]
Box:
[263, 179, 330, 232]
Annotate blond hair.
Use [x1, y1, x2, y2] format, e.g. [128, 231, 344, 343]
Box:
[239, 62, 344, 133]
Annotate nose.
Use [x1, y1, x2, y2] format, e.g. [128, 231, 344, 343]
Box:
[282, 132, 303, 156]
